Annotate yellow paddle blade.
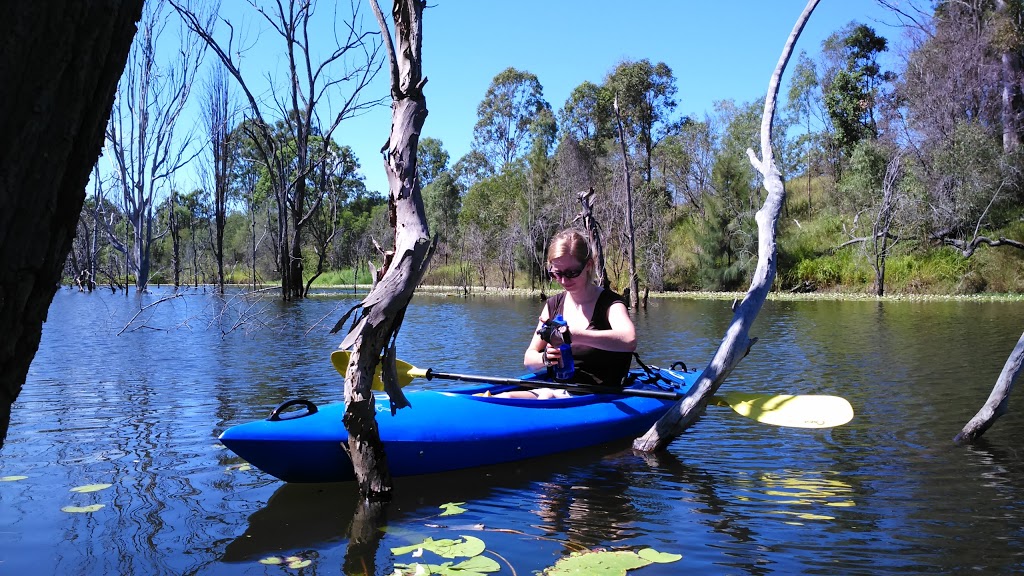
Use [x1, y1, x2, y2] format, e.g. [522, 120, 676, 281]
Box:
[714, 392, 854, 429]
[329, 350, 418, 391]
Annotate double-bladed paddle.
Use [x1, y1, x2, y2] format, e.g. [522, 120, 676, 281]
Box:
[330, 350, 854, 429]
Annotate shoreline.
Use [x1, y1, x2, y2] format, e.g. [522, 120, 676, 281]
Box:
[111, 282, 1024, 303]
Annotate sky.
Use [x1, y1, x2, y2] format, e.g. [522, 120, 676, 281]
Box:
[185, 0, 906, 196]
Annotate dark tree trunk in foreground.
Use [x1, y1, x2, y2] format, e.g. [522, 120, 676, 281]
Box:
[954, 330, 1024, 444]
[634, 0, 819, 452]
[334, 0, 432, 502]
[0, 1, 143, 447]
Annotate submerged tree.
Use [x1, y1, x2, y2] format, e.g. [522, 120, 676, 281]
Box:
[635, 0, 820, 451]
[333, 0, 433, 501]
[174, 0, 384, 301]
[104, 0, 206, 292]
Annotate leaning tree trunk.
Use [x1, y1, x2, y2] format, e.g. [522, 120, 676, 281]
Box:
[333, 0, 432, 502]
[0, 1, 143, 447]
[634, 0, 820, 452]
[954, 330, 1024, 444]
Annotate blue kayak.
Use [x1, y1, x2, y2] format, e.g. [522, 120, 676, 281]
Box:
[219, 366, 698, 483]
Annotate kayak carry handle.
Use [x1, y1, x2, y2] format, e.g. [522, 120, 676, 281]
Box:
[267, 398, 319, 421]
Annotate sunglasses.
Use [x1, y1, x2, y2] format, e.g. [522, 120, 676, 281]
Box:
[548, 266, 585, 280]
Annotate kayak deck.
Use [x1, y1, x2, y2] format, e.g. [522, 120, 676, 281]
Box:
[219, 367, 698, 483]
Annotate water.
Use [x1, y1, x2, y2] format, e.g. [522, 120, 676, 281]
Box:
[3, 288, 1024, 574]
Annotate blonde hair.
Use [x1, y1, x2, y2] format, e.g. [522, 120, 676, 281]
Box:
[547, 229, 595, 282]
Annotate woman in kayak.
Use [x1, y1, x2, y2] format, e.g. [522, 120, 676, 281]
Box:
[499, 229, 637, 399]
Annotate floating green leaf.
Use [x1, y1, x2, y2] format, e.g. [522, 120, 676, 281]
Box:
[395, 554, 500, 576]
[439, 502, 468, 516]
[61, 504, 105, 513]
[392, 535, 486, 559]
[542, 550, 651, 575]
[1, 475, 28, 482]
[637, 548, 682, 563]
[258, 556, 283, 565]
[70, 483, 112, 493]
[288, 559, 311, 569]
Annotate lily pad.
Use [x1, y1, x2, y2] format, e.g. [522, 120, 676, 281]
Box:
[542, 550, 651, 576]
[395, 555, 500, 576]
[288, 559, 311, 569]
[0, 475, 28, 482]
[258, 557, 283, 565]
[439, 502, 468, 516]
[392, 535, 486, 559]
[70, 483, 112, 493]
[61, 504, 105, 513]
[637, 548, 683, 563]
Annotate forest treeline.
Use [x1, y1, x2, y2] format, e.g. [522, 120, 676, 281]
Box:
[65, 1, 1024, 299]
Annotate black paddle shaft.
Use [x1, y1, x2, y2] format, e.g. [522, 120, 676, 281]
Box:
[422, 369, 682, 400]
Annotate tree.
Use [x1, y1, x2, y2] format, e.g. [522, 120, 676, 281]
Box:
[1, 0, 144, 447]
[785, 50, 821, 212]
[203, 63, 235, 293]
[303, 143, 366, 295]
[605, 59, 679, 185]
[821, 22, 893, 159]
[635, 0, 820, 451]
[333, 0, 433, 502]
[416, 136, 450, 188]
[472, 67, 552, 169]
[175, 0, 385, 301]
[104, 0, 206, 292]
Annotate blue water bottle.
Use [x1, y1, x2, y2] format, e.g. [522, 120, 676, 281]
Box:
[551, 315, 575, 381]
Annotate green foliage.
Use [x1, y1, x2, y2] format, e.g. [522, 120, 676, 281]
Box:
[473, 67, 552, 169]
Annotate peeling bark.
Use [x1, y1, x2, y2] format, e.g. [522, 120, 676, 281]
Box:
[0, 1, 143, 447]
[335, 0, 431, 501]
[954, 330, 1024, 444]
[633, 0, 820, 452]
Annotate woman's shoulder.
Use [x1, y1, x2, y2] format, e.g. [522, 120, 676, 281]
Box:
[597, 288, 626, 306]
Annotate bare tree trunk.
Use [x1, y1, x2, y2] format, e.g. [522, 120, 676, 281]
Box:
[334, 0, 432, 501]
[997, 0, 1023, 154]
[634, 0, 819, 452]
[613, 96, 640, 309]
[0, 0, 143, 447]
[577, 188, 611, 290]
[955, 330, 1024, 444]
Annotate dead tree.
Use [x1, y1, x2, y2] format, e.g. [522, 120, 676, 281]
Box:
[104, 0, 205, 292]
[613, 95, 641, 309]
[955, 330, 1024, 444]
[173, 0, 384, 301]
[0, 0, 143, 447]
[576, 188, 611, 290]
[634, 0, 820, 452]
[331, 0, 432, 501]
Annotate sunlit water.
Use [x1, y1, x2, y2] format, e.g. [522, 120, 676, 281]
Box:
[3, 288, 1024, 574]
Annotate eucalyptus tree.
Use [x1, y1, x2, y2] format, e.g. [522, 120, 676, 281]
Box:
[604, 59, 679, 186]
[303, 143, 365, 295]
[174, 0, 385, 301]
[472, 67, 553, 170]
[104, 0, 206, 292]
[202, 63, 235, 293]
[785, 50, 821, 212]
[416, 137, 450, 188]
[821, 22, 893, 161]
[1, 0, 143, 447]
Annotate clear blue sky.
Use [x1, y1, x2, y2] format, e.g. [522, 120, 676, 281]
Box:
[192, 0, 904, 196]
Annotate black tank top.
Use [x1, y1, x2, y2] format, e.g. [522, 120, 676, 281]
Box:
[545, 290, 633, 386]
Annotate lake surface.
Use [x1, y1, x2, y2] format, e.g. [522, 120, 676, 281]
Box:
[3, 287, 1024, 575]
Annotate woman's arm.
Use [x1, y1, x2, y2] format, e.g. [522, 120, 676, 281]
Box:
[569, 301, 637, 352]
[523, 305, 552, 370]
